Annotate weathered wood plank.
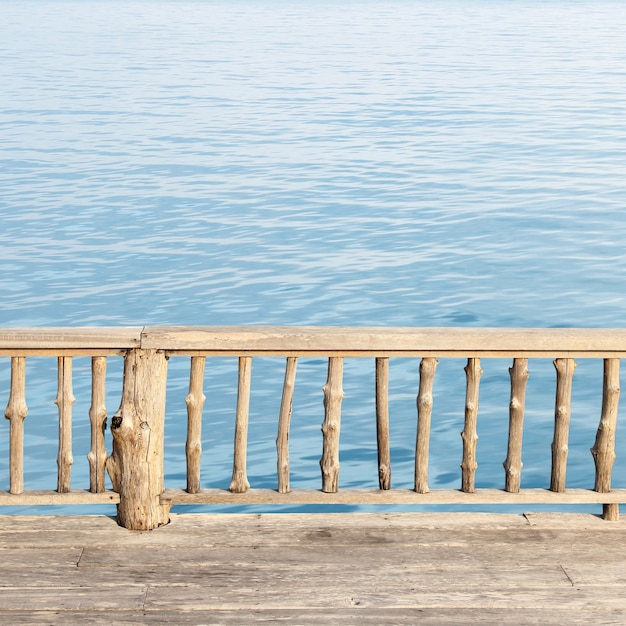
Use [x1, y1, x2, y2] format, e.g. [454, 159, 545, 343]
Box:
[76, 540, 626, 568]
[159, 487, 626, 506]
[0, 327, 142, 355]
[0, 562, 570, 588]
[3, 609, 625, 625]
[3, 513, 626, 623]
[0, 548, 84, 567]
[143, 584, 626, 610]
[0, 587, 145, 610]
[140, 326, 626, 357]
[0, 490, 119, 505]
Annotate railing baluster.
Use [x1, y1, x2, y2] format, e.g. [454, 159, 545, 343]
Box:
[415, 357, 438, 494]
[461, 357, 482, 493]
[88, 356, 107, 493]
[4, 357, 28, 494]
[185, 356, 206, 494]
[276, 356, 297, 493]
[551, 358, 577, 493]
[321, 357, 344, 493]
[591, 358, 620, 520]
[376, 357, 391, 490]
[503, 358, 529, 493]
[229, 356, 252, 493]
[55, 356, 75, 493]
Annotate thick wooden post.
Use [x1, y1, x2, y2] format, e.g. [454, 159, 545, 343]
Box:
[4, 357, 28, 494]
[415, 357, 438, 494]
[106, 349, 170, 530]
[591, 358, 620, 520]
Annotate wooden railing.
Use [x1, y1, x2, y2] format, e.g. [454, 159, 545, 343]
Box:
[1, 326, 625, 529]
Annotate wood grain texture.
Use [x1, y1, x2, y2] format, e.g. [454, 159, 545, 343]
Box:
[140, 326, 626, 356]
[461, 357, 482, 493]
[375, 357, 391, 490]
[3, 513, 626, 623]
[105, 349, 170, 530]
[87, 356, 107, 493]
[592, 358, 621, 521]
[551, 358, 577, 492]
[415, 357, 438, 493]
[276, 356, 297, 493]
[229, 356, 252, 493]
[158, 487, 626, 506]
[321, 357, 344, 493]
[185, 356, 206, 494]
[503, 358, 529, 493]
[4, 356, 28, 494]
[55, 356, 75, 493]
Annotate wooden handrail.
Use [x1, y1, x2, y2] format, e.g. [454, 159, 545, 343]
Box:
[5, 326, 626, 356]
[1, 326, 625, 529]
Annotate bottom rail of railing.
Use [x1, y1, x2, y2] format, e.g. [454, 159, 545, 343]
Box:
[159, 488, 626, 506]
[0, 489, 120, 506]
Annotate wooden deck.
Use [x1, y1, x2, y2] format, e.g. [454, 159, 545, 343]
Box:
[2, 513, 626, 624]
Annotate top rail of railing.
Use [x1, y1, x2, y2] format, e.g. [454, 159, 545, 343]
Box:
[4, 326, 626, 357]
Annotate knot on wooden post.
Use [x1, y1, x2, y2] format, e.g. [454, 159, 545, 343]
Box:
[106, 349, 170, 530]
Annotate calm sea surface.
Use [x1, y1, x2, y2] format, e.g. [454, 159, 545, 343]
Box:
[2, 0, 626, 514]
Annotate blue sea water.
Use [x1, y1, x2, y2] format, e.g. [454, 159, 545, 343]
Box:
[2, 0, 626, 515]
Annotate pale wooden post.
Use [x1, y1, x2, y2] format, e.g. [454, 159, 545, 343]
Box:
[88, 356, 107, 493]
[503, 358, 529, 493]
[55, 356, 75, 493]
[4, 357, 28, 494]
[591, 358, 620, 520]
[106, 348, 170, 530]
[185, 356, 206, 494]
[461, 357, 482, 493]
[321, 357, 344, 493]
[415, 357, 438, 494]
[551, 358, 577, 492]
[276, 356, 297, 493]
[376, 357, 391, 490]
[229, 356, 252, 494]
